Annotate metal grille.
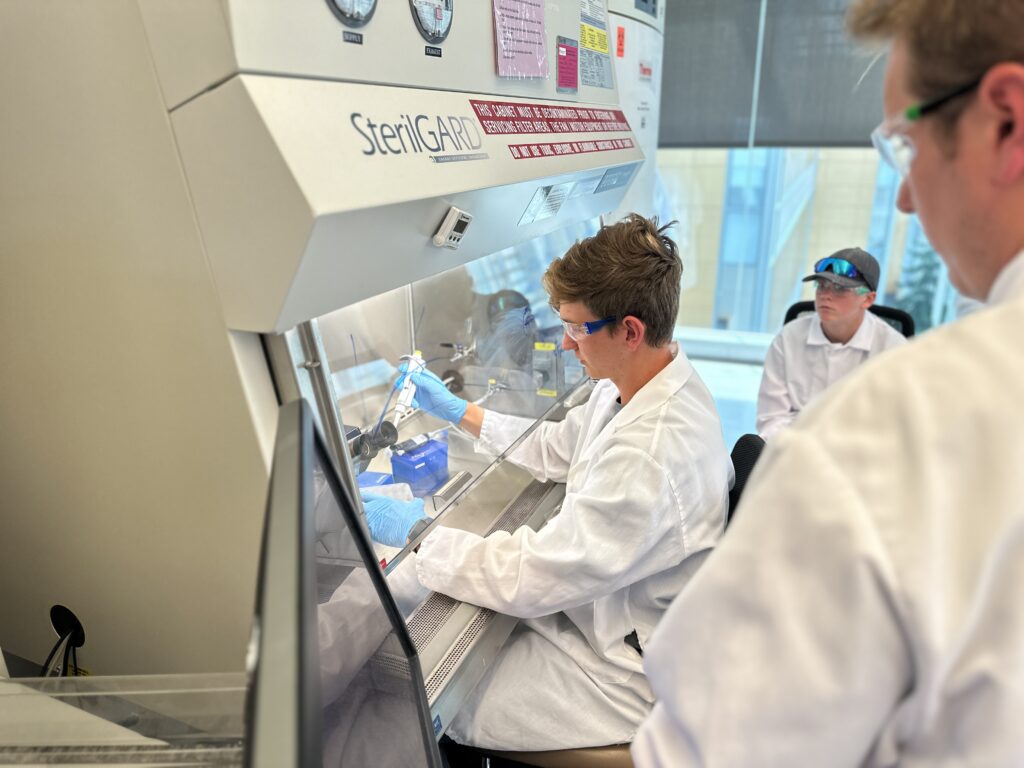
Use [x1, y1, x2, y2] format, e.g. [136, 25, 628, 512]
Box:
[487, 481, 550, 535]
[406, 483, 552, 651]
[407, 592, 461, 651]
[370, 652, 411, 678]
[432, 470, 471, 505]
[424, 609, 494, 700]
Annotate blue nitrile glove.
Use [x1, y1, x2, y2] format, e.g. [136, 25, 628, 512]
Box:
[396, 366, 468, 424]
[360, 492, 428, 548]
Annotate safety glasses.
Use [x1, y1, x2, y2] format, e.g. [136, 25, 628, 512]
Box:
[814, 281, 870, 296]
[561, 316, 616, 341]
[871, 76, 981, 177]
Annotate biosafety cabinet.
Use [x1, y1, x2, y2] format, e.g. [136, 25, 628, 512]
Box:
[0, 0, 664, 731]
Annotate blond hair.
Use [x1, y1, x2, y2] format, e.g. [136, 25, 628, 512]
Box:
[848, 0, 1024, 135]
[543, 213, 682, 347]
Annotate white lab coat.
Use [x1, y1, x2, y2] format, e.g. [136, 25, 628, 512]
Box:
[415, 347, 731, 750]
[632, 252, 1024, 767]
[756, 311, 906, 440]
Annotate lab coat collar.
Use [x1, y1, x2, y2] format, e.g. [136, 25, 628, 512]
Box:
[608, 342, 694, 429]
[806, 313, 874, 352]
[985, 250, 1024, 306]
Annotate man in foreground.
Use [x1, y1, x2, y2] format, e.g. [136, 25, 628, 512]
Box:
[633, 0, 1024, 764]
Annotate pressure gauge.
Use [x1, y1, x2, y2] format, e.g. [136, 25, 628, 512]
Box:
[327, 0, 377, 27]
[409, 0, 454, 44]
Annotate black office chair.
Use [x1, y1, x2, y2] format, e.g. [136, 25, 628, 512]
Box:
[783, 300, 915, 338]
[728, 433, 766, 526]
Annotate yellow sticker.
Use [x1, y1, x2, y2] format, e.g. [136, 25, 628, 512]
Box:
[534, 342, 556, 351]
[537, 388, 558, 397]
[580, 23, 609, 53]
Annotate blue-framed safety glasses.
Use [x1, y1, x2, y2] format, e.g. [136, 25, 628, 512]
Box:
[561, 316, 616, 341]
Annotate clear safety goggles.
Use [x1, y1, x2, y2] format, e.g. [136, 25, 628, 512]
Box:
[814, 280, 870, 296]
[871, 76, 981, 178]
[561, 316, 616, 341]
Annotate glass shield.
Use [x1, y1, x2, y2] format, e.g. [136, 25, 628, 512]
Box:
[314, 223, 598, 578]
[312, 436, 440, 767]
[248, 398, 439, 767]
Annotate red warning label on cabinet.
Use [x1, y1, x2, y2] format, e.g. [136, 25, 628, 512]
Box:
[470, 99, 631, 135]
[508, 137, 635, 159]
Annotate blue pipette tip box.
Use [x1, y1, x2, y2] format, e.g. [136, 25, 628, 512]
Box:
[391, 439, 449, 496]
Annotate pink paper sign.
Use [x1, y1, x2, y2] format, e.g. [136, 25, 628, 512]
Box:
[493, 0, 549, 78]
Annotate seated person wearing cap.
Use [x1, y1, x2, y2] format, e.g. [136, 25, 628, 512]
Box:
[756, 247, 907, 440]
[360, 214, 731, 752]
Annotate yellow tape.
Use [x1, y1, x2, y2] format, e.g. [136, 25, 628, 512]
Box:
[536, 388, 558, 397]
[534, 342, 556, 351]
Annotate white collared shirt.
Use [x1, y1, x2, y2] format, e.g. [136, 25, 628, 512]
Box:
[756, 311, 907, 440]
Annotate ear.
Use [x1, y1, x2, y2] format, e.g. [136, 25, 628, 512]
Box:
[861, 291, 877, 309]
[620, 316, 647, 349]
[979, 63, 1024, 185]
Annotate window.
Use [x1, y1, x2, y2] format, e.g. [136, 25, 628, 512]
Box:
[658, 147, 968, 445]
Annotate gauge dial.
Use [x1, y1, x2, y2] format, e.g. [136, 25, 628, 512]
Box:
[328, 0, 377, 28]
[409, 0, 454, 44]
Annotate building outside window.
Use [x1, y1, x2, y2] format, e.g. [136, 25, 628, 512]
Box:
[656, 147, 965, 446]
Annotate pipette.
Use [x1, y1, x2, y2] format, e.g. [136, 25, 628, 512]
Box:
[394, 353, 425, 420]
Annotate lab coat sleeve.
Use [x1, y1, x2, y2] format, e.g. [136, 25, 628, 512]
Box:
[475, 404, 587, 484]
[415, 445, 686, 618]
[318, 569, 393, 709]
[318, 557, 431, 709]
[756, 334, 796, 440]
[631, 431, 912, 768]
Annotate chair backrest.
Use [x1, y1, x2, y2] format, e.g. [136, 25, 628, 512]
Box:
[728, 433, 766, 525]
[868, 304, 915, 337]
[782, 300, 915, 338]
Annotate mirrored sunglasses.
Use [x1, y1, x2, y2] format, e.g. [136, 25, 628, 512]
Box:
[814, 257, 862, 281]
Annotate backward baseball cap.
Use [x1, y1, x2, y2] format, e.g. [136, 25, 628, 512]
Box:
[801, 247, 880, 292]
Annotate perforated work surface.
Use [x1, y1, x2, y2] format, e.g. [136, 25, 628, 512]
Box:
[406, 481, 552, 653]
[407, 592, 461, 651]
[424, 609, 495, 700]
[487, 481, 550, 535]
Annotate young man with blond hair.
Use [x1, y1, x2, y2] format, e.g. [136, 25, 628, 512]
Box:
[363, 213, 731, 751]
[633, 0, 1024, 765]
[757, 246, 906, 440]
